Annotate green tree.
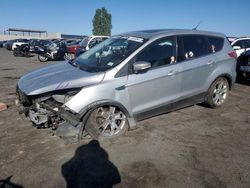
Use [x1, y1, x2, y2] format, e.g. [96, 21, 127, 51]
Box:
[92, 7, 112, 36]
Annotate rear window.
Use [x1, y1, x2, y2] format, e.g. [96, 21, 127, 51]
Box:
[207, 36, 224, 53]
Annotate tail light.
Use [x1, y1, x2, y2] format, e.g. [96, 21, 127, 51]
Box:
[228, 51, 237, 59]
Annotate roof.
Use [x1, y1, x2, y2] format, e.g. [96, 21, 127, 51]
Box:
[119, 29, 225, 40]
[6, 28, 47, 33]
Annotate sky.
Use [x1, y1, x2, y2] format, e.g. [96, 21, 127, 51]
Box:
[0, 0, 249, 37]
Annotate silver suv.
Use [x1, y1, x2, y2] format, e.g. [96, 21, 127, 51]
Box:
[17, 29, 237, 140]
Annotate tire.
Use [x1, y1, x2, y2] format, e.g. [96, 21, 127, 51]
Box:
[206, 77, 229, 108]
[13, 49, 18, 57]
[85, 106, 128, 139]
[38, 55, 48, 62]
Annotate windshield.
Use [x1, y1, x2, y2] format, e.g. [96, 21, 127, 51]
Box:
[73, 36, 146, 72]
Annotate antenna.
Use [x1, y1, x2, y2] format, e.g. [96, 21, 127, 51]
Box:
[192, 21, 202, 30]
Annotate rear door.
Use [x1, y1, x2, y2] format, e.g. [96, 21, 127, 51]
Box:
[177, 35, 215, 98]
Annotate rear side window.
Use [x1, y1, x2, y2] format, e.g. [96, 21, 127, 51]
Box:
[207, 36, 224, 53]
[182, 35, 210, 59]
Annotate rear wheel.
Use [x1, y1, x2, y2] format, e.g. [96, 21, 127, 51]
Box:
[38, 55, 48, 62]
[206, 77, 229, 108]
[85, 106, 128, 139]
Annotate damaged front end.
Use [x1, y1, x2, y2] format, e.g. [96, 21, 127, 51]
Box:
[16, 86, 85, 142]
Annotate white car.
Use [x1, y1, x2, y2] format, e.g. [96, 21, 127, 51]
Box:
[12, 39, 29, 50]
[74, 36, 109, 58]
[81, 36, 109, 50]
[231, 37, 250, 57]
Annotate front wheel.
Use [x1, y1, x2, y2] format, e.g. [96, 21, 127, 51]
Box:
[38, 55, 48, 62]
[85, 106, 128, 139]
[206, 77, 229, 108]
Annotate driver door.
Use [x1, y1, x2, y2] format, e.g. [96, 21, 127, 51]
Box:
[126, 36, 182, 118]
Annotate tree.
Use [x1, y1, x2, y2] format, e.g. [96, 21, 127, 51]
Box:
[92, 7, 112, 36]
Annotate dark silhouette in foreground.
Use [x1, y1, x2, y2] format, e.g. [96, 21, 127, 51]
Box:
[0, 176, 23, 188]
[62, 140, 121, 188]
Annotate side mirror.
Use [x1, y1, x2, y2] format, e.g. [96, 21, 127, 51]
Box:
[233, 46, 241, 50]
[133, 61, 151, 74]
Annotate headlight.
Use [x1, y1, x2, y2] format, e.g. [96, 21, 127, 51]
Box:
[52, 89, 81, 104]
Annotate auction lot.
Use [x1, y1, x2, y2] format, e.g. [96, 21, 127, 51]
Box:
[0, 48, 250, 188]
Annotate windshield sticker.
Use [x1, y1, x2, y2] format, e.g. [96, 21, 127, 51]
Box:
[127, 37, 144, 43]
[107, 62, 114, 66]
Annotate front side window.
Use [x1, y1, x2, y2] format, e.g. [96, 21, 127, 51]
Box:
[135, 36, 177, 68]
[74, 36, 146, 72]
[182, 35, 210, 59]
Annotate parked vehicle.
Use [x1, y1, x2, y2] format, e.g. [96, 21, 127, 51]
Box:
[75, 36, 109, 58]
[13, 43, 30, 57]
[4, 40, 17, 50]
[65, 39, 82, 46]
[236, 50, 250, 80]
[16, 29, 236, 141]
[0, 40, 7, 48]
[27, 39, 41, 53]
[35, 40, 67, 62]
[65, 40, 81, 60]
[12, 39, 29, 50]
[231, 37, 250, 57]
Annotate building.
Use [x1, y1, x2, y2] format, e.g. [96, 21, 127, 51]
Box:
[0, 28, 84, 41]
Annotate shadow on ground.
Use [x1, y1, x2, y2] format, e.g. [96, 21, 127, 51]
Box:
[62, 140, 121, 188]
[0, 176, 23, 188]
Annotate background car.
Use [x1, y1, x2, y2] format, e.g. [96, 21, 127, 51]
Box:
[65, 40, 82, 60]
[236, 49, 250, 80]
[0, 40, 7, 48]
[12, 39, 30, 50]
[27, 39, 40, 53]
[4, 40, 17, 50]
[75, 36, 109, 58]
[231, 37, 250, 57]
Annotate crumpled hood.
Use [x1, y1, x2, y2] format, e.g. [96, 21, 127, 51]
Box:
[18, 61, 105, 95]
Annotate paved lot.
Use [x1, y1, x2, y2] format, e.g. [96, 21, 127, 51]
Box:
[0, 48, 250, 188]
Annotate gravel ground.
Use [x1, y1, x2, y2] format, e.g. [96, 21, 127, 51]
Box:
[0, 48, 250, 188]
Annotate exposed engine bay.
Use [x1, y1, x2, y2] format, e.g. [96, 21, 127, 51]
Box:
[16, 86, 85, 142]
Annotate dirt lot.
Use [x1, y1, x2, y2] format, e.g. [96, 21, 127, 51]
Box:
[0, 48, 250, 188]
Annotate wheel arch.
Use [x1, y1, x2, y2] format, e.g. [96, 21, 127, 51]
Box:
[208, 73, 233, 91]
[216, 74, 233, 90]
[79, 99, 136, 129]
